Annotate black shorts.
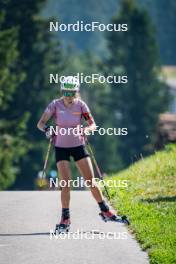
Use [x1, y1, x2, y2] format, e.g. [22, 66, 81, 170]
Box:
[55, 145, 90, 163]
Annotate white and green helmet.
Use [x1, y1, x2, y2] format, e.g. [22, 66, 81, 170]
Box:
[61, 76, 80, 91]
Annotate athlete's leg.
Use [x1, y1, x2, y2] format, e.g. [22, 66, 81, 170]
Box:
[55, 160, 71, 231]
[76, 157, 103, 203]
[57, 160, 71, 209]
[76, 156, 117, 219]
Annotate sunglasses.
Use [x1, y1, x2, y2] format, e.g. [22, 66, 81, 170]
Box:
[62, 91, 76, 97]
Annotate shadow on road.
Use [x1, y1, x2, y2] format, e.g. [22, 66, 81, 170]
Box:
[0, 230, 118, 237]
[0, 232, 50, 236]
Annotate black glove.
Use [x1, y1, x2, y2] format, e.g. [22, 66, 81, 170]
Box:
[43, 125, 53, 139]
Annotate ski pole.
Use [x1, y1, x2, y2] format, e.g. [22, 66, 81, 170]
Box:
[41, 138, 52, 182]
[85, 138, 111, 200]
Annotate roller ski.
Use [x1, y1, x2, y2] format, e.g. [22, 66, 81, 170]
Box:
[55, 219, 71, 234]
[99, 211, 130, 225]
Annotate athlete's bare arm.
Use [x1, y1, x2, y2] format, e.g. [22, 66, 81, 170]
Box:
[37, 112, 51, 132]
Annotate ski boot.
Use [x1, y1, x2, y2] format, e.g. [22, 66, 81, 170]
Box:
[99, 210, 130, 225]
[55, 218, 71, 234]
[99, 210, 117, 222]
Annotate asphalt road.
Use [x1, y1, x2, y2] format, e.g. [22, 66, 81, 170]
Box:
[0, 191, 149, 264]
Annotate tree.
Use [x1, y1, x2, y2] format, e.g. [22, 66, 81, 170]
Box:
[0, 2, 27, 189]
[0, 0, 63, 189]
[106, 0, 170, 165]
[139, 0, 176, 65]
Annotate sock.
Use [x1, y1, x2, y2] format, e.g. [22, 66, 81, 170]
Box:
[62, 208, 70, 220]
[98, 201, 109, 212]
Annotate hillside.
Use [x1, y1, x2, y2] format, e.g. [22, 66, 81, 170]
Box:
[106, 144, 176, 264]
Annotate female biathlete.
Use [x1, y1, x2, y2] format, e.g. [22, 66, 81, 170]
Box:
[37, 76, 116, 233]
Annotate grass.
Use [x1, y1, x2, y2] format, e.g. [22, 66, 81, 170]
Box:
[105, 144, 176, 264]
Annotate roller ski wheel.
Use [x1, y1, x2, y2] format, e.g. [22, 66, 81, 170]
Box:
[121, 215, 130, 225]
[55, 219, 71, 234]
[99, 211, 130, 225]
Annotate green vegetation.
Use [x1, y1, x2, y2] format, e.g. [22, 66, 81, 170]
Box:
[106, 0, 169, 166]
[106, 144, 176, 264]
[42, 0, 119, 56]
[0, 0, 63, 189]
[44, 0, 176, 64]
[0, 1, 28, 189]
[139, 0, 176, 65]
